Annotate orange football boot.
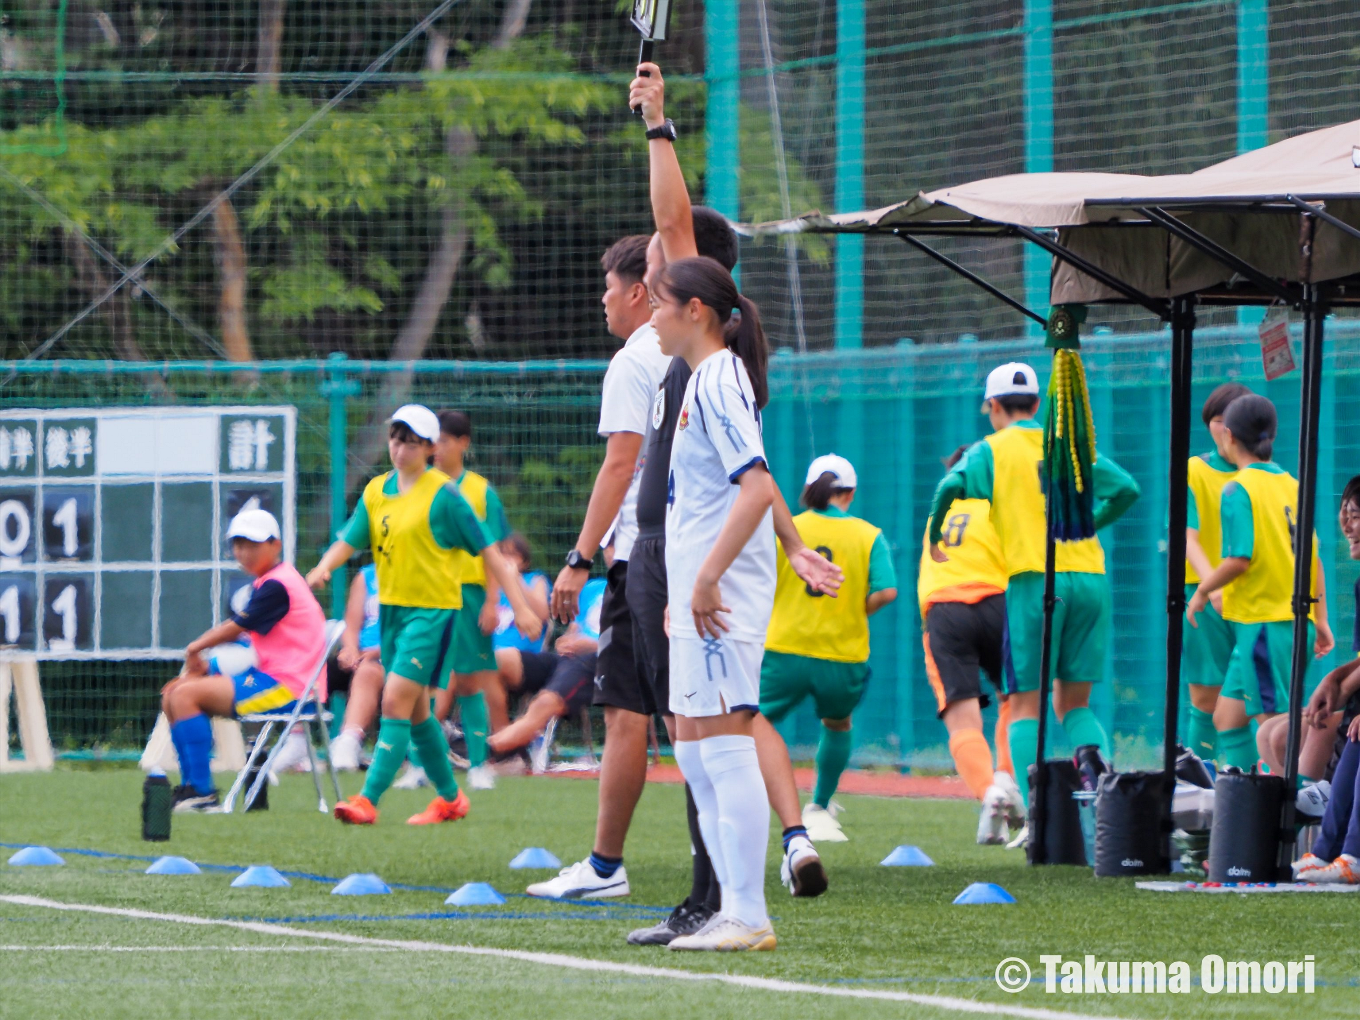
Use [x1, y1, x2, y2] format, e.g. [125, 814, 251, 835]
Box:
[407, 789, 471, 825]
[334, 794, 378, 825]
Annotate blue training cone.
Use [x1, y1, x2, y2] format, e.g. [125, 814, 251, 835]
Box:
[231, 865, 290, 888]
[508, 847, 561, 869]
[445, 882, 506, 906]
[881, 845, 934, 867]
[146, 855, 201, 876]
[953, 882, 1016, 905]
[332, 873, 391, 896]
[8, 846, 64, 866]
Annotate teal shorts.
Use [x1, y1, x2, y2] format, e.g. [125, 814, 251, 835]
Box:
[1221, 619, 1310, 718]
[450, 584, 496, 675]
[378, 604, 457, 689]
[1004, 571, 1110, 693]
[759, 649, 870, 723]
[1182, 583, 1235, 689]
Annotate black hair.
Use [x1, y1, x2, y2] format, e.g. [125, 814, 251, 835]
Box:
[1201, 382, 1252, 426]
[692, 206, 739, 270]
[503, 531, 533, 569]
[601, 234, 651, 284]
[801, 471, 854, 511]
[944, 444, 970, 470]
[438, 409, 471, 439]
[1222, 393, 1277, 460]
[1341, 475, 1360, 511]
[996, 393, 1040, 414]
[655, 256, 769, 408]
[388, 420, 435, 464]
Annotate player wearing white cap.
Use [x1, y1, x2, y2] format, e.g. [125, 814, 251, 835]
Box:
[760, 454, 897, 844]
[307, 404, 541, 826]
[928, 364, 1140, 836]
[159, 508, 326, 812]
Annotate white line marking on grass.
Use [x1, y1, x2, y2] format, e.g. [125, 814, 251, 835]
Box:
[0, 945, 399, 952]
[1, 895, 1127, 1020]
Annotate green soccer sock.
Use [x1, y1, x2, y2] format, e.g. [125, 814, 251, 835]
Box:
[458, 692, 489, 768]
[409, 714, 461, 801]
[1218, 726, 1255, 771]
[361, 718, 412, 805]
[1008, 718, 1040, 809]
[1061, 706, 1111, 761]
[1187, 706, 1217, 760]
[813, 726, 853, 808]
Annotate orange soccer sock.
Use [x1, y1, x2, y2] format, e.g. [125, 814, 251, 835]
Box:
[994, 698, 1014, 778]
[949, 728, 995, 801]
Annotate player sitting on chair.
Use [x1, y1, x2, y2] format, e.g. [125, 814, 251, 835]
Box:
[160, 508, 326, 812]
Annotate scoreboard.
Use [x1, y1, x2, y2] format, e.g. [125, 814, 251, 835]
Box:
[0, 407, 296, 659]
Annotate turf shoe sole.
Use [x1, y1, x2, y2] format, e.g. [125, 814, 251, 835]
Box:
[781, 836, 828, 897]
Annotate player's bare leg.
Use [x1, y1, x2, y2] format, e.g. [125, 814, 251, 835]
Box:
[331, 655, 383, 770]
[595, 706, 650, 855]
[487, 691, 566, 754]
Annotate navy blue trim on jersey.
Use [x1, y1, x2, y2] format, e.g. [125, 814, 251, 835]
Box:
[728, 456, 767, 483]
[729, 703, 760, 713]
[231, 578, 290, 636]
[728, 353, 751, 411]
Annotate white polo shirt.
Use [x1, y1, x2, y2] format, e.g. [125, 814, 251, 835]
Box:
[597, 322, 670, 562]
[665, 349, 776, 643]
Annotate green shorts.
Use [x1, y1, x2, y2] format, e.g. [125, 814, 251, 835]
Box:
[759, 649, 870, 723]
[378, 604, 457, 689]
[1004, 570, 1110, 693]
[1221, 619, 1310, 717]
[1182, 583, 1235, 689]
[450, 584, 496, 675]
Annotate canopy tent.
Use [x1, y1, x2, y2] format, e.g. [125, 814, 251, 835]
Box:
[739, 118, 1360, 876]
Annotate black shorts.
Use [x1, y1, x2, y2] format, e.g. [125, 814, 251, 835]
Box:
[592, 560, 652, 713]
[520, 650, 596, 716]
[326, 657, 353, 696]
[922, 594, 1008, 717]
[626, 534, 670, 716]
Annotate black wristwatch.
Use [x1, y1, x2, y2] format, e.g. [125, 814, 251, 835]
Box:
[645, 119, 678, 142]
[565, 549, 594, 572]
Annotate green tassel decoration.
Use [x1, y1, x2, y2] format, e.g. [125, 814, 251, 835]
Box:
[1043, 305, 1097, 541]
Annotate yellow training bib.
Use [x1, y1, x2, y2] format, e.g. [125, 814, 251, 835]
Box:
[451, 470, 491, 588]
[985, 425, 1105, 576]
[917, 498, 1008, 615]
[363, 468, 463, 610]
[766, 510, 881, 664]
[1220, 467, 1315, 624]
[1186, 454, 1236, 585]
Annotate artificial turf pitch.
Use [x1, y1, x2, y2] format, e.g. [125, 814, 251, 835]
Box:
[1, 768, 1354, 1019]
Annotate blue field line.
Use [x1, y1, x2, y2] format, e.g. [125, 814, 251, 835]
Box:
[238, 910, 654, 924]
[0, 842, 670, 918]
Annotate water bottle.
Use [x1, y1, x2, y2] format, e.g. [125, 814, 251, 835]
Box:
[142, 770, 172, 841]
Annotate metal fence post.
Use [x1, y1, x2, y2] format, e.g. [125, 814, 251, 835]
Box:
[321, 352, 359, 617]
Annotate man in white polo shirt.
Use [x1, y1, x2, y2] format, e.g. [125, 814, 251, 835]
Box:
[538, 233, 670, 899]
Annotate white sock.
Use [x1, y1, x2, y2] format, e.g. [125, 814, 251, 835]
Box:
[341, 726, 364, 742]
[674, 740, 728, 893]
[699, 733, 770, 929]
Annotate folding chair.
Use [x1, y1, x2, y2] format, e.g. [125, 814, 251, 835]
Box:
[222, 619, 346, 814]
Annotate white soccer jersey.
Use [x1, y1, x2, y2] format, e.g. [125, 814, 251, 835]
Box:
[665, 349, 776, 643]
[598, 322, 670, 561]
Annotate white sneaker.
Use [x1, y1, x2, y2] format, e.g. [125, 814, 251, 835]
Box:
[993, 771, 1026, 828]
[328, 731, 363, 772]
[667, 913, 776, 951]
[1309, 853, 1360, 884]
[392, 764, 428, 790]
[977, 785, 1010, 845]
[525, 858, 630, 899]
[1296, 779, 1331, 819]
[1292, 853, 1329, 880]
[468, 764, 496, 790]
[1005, 824, 1029, 850]
[802, 801, 848, 843]
[270, 730, 312, 773]
[780, 834, 827, 897]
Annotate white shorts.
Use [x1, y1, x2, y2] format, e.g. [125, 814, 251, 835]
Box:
[668, 635, 764, 717]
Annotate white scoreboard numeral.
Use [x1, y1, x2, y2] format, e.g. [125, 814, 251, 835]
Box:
[0, 499, 31, 560]
[0, 584, 19, 643]
[50, 584, 77, 651]
[53, 497, 78, 557]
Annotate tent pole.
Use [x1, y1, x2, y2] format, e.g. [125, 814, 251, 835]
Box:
[1138, 207, 1298, 306]
[1278, 280, 1325, 878]
[1162, 295, 1195, 872]
[1013, 226, 1169, 318]
[895, 234, 1047, 326]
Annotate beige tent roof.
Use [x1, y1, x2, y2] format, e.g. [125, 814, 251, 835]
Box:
[737, 120, 1360, 306]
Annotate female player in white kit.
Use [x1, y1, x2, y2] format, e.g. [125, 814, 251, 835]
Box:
[651, 255, 778, 952]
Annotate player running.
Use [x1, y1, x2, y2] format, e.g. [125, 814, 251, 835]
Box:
[307, 404, 541, 825]
[929, 363, 1140, 832]
[328, 562, 383, 771]
[918, 447, 1022, 844]
[1181, 383, 1251, 761]
[1187, 393, 1333, 770]
[761, 455, 897, 844]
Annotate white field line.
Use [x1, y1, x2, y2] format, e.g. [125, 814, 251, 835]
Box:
[0, 944, 399, 952]
[0, 895, 1132, 1020]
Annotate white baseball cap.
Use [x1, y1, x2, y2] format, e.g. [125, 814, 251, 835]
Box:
[806, 453, 858, 489]
[983, 362, 1040, 401]
[226, 508, 281, 543]
[388, 403, 440, 443]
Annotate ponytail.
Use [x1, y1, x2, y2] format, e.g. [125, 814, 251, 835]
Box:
[657, 256, 770, 408]
[801, 471, 853, 510]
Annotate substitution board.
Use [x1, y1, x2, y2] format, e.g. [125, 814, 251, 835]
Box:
[0, 407, 295, 659]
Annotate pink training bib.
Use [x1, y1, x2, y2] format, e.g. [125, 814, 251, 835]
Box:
[250, 562, 327, 700]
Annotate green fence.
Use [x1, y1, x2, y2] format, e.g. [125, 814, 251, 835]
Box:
[7, 324, 1360, 767]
